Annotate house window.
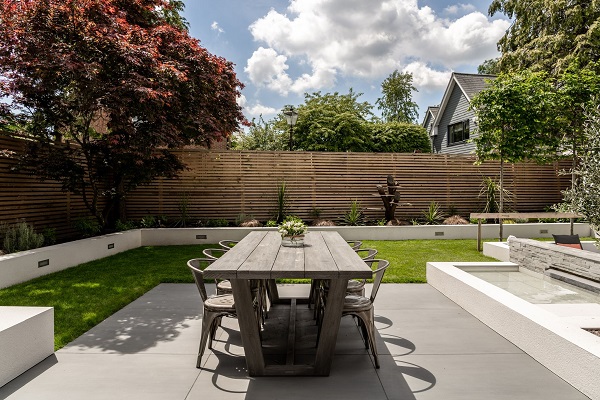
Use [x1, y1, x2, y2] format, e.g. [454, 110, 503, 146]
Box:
[448, 120, 470, 145]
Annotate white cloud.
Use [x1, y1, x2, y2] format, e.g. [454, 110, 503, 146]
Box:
[403, 62, 451, 91]
[445, 3, 477, 15]
[211, 21, 224, 33]
[246, 0, 509, 94]
[237, 93, 247, 107]
[246, 104, 279, 117]
[244, 47, 293, 95]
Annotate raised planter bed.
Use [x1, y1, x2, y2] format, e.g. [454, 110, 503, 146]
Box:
[0, 223, 592, 290]
[0, 306, 54, 387]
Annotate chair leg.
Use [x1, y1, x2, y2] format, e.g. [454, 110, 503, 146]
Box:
[354, 308, 380, 369]
[198, 310, 218, 368]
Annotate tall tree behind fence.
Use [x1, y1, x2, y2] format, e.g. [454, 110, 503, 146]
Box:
[126, 149, 571, 224]
[0, 135, 572, 240]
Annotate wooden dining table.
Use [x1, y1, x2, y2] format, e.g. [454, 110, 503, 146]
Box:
[202, 230, 373, 376]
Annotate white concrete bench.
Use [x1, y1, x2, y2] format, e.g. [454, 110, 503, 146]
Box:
[0, 307, 54, 387]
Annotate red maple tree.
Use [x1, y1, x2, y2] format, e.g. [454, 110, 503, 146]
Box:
[0, 0, 246, 230]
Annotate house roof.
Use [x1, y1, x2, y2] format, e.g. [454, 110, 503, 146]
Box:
[421, 106, 439, 127]
[433, 72, 496, 129]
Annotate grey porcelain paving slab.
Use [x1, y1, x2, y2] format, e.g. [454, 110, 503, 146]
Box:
[0, 353, 200, 400]
[372, 283, 464, 310]
[190, 354, 389, 400]
[377, 353, 590, 400]
[374, 309, 521, 356]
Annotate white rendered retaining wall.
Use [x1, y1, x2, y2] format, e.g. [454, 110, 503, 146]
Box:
[427, 262, 600, 400]
[0, 223, 592, 289]
[0, 307, 54, 387]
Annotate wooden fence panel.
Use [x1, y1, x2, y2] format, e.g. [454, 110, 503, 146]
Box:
[0, 135, 92, 240]
[125, 149, 572, 224]
[0, 134, 573, 240]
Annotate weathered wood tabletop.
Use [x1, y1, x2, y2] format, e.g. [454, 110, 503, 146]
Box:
[203, 230, 372, 376]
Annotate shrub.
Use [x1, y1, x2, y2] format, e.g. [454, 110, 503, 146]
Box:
[3, 222, 44, 254]
[313, 219, 336, 226]
[265, 220, 278, 227]
[205, 219, 229, 227]
[443, 215, 469, 225]
[343, 200, 365, 226]
[115, 220, 136, 231]
[240, 219, 262, 227]
[369, 122, 432, 153]
[74, 217, 102, 238]
[421, 201, 445, 225]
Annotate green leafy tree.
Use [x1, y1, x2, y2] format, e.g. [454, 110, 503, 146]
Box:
[292, 90, 374, 152]
[470, 70, 559, 238]
[376, 70, 419, 123]
[562, 102, 600, 240]
[0, 0, 245, 230]
[554, 64, 600, 187]
[478, 58, 500, 75]
[489, 0, 600, 74]
[369, 122, 431, 153]
[233, 115, 287, 150]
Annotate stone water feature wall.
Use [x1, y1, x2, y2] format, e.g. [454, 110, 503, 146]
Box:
[508, 237, 600, 282]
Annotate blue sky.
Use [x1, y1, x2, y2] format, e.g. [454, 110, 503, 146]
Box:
[182, 0, 509, 124]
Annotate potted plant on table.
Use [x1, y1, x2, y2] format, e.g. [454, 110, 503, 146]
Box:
[278, 217, 308, 247]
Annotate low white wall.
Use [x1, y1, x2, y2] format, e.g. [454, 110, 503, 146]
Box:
[483, 242, 510, 261]
[0, 230, 141, 289]
[0, 307, 54, 387]
[0, 223, 592, 289]
[427, 262, 600, 400]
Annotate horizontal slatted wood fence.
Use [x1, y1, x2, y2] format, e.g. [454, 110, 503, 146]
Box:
[0, 134, 573, 240]
[0, 135, 98, 240]
[126, 149, 572, 224]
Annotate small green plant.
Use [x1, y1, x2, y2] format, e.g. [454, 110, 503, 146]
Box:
[42, 227, 57, 246]
[421, 201, 445, 225]
[309, 207, 323, 220]
[375, 218, 387, 226]
[479, 176, 514, 214]
[205, 218, 229, 227]
[275, 181, 289, 223]
[74, 217, 102, 238]
[115, 220, 136, 231]
[175, 192, 191, 227]
[140, 215, 156, 228]
[3, 222, 45, 254]
[343, 200, 365, 226]
[265, 220, 278, 227]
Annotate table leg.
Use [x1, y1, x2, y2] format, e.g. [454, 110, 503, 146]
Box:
[230, 279, 265, 376]
[313, 278, 347, 376]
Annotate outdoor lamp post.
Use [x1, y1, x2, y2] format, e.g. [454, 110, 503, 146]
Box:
[283, 105, 298, 151]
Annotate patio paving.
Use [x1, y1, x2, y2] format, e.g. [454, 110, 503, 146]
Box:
[0, 283, 591, 400]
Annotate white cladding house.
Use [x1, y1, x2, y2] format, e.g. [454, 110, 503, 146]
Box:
[423, 72, 496, 154]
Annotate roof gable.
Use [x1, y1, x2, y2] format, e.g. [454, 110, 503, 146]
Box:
[434, 72, 495, 128]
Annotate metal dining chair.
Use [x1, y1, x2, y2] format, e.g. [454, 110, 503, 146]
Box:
[203, 247, 269, 325]
[202, 248, 232, 295]
[187, 258, 237, 368]
[347, 240, 363, 250]
[316, 259, 390, 369]
[218, 240, 239, 251]
[341, 259, 389, 368]
[347, 248, 379, 296]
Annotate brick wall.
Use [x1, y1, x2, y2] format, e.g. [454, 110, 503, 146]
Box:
[509, 237, 600, 282]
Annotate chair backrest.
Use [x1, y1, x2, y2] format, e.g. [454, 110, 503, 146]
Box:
[203, 248, 228, 260]
[552, 234, 583, 250]
[219, 240, 239, 251]
[347, 240, 362, 250]
[365, 259, 389, 303]
[187, 258, 215, 302]
[356, 248, 378, 261]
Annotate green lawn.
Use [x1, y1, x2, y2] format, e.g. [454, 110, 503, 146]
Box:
[0, 240, 495, 350]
